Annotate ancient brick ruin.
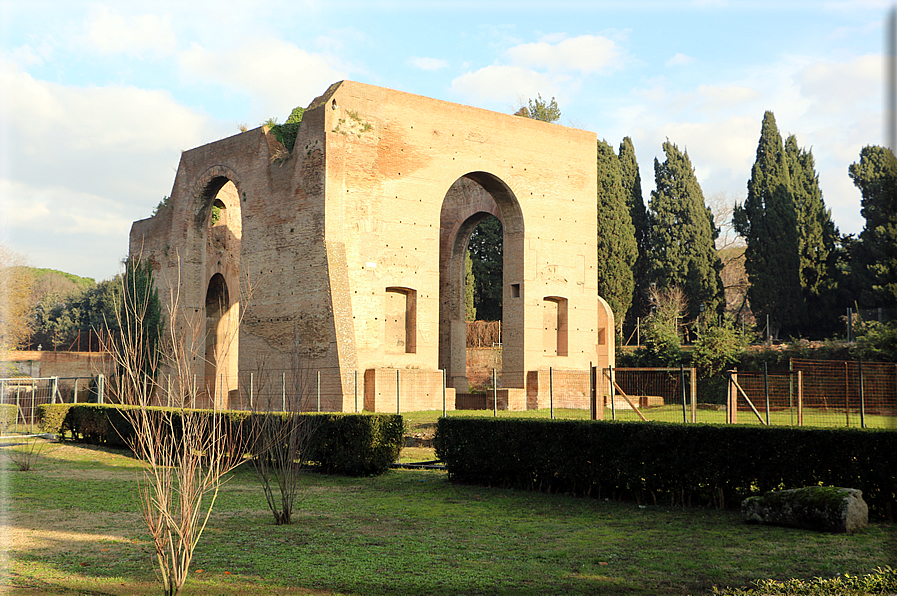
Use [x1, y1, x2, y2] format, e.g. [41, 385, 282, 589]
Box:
[130, 80, 614, 412]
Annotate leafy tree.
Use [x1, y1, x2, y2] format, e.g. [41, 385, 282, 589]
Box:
[618, 136, 650, 324]
[467, 216, 503, 321]
[596, 139, 637, 331]
[734, 112, 804, 337]
[784, 135, 841, 336]
[646, 141, 724, 319]
[692, 314, 748, 378]
[641, 285, 687, 366]
[514, 94, 561, 123]
[848, 145, 897, 308]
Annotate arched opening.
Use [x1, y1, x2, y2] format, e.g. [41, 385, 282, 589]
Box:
[439, 173, 524, 392]
[466, 215, 503, 323]
[196, 174, 242, 408]
[204, 273, 236, 409]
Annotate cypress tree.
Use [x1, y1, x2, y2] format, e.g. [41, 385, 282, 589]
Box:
[596, 139, 637, 331]
[467, 216, 503, 321]
[849, 146, 897, 307]
[784, 135, 840, 335]
[618, 137, 650, 322]
[734, 112, 803, 337]
[646, 141, 724, 319]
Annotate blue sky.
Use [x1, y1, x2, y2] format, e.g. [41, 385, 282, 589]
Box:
[0, 0, 890, 281]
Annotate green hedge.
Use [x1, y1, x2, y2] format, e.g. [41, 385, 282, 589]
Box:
[435, 418, 897, 519]
[37, 404, 403, 476]
[0, 403, 18, 431]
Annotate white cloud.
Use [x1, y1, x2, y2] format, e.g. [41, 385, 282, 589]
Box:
[84, 5, 177, 57]
[451, 65, 557, 106]
[450, 34, 625, 108]
[797, 54, 880, 114]
[0, 59, 219, 279]
[666, 53, 694, 67]
[409, 56, 449, 71]
[505, 35, 621, 74]
[178, 37, 347, 120]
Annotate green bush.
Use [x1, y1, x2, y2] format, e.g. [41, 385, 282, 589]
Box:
[435, 417, 897, 518]
[39, 404, 402, 476]
[36, 403, 73, 435]
[305, 413, 404, 476]
[0, 403, 18, 431]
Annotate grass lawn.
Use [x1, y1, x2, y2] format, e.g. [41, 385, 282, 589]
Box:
[2, 436, 894, 596]
[402, 406, 896, 428]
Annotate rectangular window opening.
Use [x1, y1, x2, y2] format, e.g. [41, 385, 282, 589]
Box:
[385, 287, 417, 354]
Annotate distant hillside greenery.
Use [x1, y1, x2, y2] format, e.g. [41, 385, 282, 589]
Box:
[16, 267, 118, 351]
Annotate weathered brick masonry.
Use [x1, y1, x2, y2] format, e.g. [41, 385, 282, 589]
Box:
[130, 81, 614, 412]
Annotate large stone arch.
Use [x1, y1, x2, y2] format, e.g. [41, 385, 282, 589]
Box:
[193, 166, 243, 408]
[439, 172, 525, 391]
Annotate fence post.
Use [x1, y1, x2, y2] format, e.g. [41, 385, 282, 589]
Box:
[763, 363, 770, 426]
[15, 383, 21, 427]
[797, 370, 803, 426]
[680, 365, 687, 423]
[859, 360, 866, 429]
[690, 368, 697, 423]
[844, 361, 850, 428]
[726, 370, 736, 424]
[52, 376, 59, 405]
[609, 366, 616, 421]
[30, 378, 36, 433]
[589, 363, 596, 420]
[97, 374, 105, 404]
[492, 368, 497, 417]
[549, 367, 554, 420]
[442, 369, 447, 418]
[73, 378, 78, 404]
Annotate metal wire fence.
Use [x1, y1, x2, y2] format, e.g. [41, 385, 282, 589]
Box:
[790, 359, 896, 428]
[3, 359, 893, 430]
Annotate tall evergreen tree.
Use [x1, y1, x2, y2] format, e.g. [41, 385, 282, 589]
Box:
[464, 252, 476, 321]
[734, 112, 804, 337]
[784, 135, 841, 335]
[618, 136, 650, 323]
[646, 141, 723, 320]
[596, 140, 637, 330]
[467, 216, 503, 321]
[849, 145, 897, 307]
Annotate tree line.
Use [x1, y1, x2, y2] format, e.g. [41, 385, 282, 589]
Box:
[465, 103, 896, 344]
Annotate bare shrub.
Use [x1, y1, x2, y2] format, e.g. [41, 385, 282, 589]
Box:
[106, 256, 249, 596]
[247, 352, 319, 525]
[1, 435, 55, 471]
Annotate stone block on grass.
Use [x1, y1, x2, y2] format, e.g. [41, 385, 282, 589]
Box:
[742, 486, 868, 533]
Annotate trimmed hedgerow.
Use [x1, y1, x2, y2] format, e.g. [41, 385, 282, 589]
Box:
[435, 417, 897, 519]
[0, 403, 18, 431]
[37, 404, 402, 476]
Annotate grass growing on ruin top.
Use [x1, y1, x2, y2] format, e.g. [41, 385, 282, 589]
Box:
[4, 440, 894, 596]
